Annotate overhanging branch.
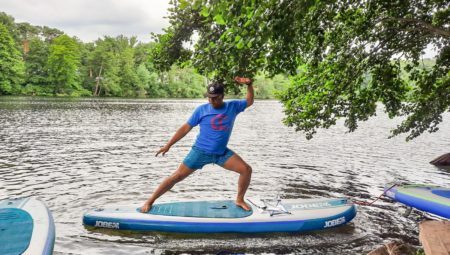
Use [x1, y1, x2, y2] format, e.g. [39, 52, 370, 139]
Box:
[387, 17, 450, 37]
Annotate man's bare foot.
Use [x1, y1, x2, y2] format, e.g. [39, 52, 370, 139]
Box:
[140, 201, 153, 213]
[235, 200, 251, 211]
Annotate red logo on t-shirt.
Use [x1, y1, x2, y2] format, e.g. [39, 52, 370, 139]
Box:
[211, 114, 228, 131]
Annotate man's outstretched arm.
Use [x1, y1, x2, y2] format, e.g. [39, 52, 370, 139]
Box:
[156, 123, 193, 156]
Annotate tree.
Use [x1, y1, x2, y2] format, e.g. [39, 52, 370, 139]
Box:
[251, 74, 290, 99]
[16, 22, 40, 41]
[151, 0, 449, 140]
[117, 43, 140, 97]
[86, 36, 143, 97]
[134, 42, 155, 67]
[165, 66, 206, 98]
[78, 42, 96, 93]
[0, 12, 19, 44]
[136, 63, 151, 96]
[87, 37, 122, 96]
[0, 23, 24, 95]
[0, 12, 15, 30]
[23, 38, 51, 95]
[41, 26, 63, 43]
[47, 34, 84, 95]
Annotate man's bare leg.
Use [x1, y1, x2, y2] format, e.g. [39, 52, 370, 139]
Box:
[141, 163, 195, 213]
[222, 153, 252, 211]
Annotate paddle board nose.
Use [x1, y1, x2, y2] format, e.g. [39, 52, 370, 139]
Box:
[0, 197, 55, 255]
[385, 184, 450, 219]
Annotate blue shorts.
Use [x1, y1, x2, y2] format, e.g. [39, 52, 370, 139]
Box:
[183, 146, 235, 170]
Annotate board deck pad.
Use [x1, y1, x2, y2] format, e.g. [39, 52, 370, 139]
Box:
[0, 208, 33, 255]
[143, 200, 253, 218]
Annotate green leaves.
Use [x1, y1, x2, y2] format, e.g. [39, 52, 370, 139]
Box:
[47, 34, 82, 95]
[154, 0, 447, 141]
[178, 0, 189, 10]
[236, 39, 245, 49]
[24, 38, 50, 91]
[0, 23, 24, 95]
[200, 6, 210, 17]
[213, 14, 226, 25]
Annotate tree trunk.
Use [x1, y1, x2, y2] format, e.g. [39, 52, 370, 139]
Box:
[94, 63, 103, 96]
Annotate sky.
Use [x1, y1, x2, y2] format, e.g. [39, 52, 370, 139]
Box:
[0, 0, 171, 42]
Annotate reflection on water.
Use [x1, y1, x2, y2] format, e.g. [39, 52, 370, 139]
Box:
[0, 97, 449, 254]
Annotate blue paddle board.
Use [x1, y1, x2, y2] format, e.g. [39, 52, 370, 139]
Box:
[385, 184, 450, 219]
[83, 197, 356, 233]
[0, 197, 55, 255]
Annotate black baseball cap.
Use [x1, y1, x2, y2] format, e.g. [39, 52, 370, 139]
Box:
[205, 82, 224, 98]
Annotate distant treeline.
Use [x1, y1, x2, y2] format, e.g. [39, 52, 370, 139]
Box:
[0, 12, 289, 98]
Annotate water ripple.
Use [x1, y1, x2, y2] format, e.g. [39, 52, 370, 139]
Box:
[0, 97, 449, 254]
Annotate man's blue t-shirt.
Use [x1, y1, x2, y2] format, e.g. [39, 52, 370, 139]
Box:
[187, 99, 247, 155]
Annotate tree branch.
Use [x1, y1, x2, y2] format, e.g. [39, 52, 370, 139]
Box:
[387, 17, 450, 37]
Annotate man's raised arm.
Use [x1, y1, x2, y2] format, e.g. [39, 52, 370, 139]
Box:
[246, 82, 254, 108]
[234, 76, 254, 108]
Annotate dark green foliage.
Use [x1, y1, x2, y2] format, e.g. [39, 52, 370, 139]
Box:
[134, 42, 155, 67]
[23, 38, 51, 95]
[0, 12, 63, 49]
[151, 0, 449, 140]
[149, 29, 192, 73]
[0, 12, 15, 30]
[40, 26, 64, 43]
[118, 40, 141, 97]
[0, 12, 21, 46]
[86, 36, 140, 97]
[86, 36, 121, 96]
[164, 66, 206, 98]
[0, 23, 24, 95]
[47, 34, 86, 95]
[16, 22, 40, 42]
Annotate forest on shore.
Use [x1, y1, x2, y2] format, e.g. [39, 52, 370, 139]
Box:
[0, 12, 289, 99]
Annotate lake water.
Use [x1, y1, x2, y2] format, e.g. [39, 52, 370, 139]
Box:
[0, 97, 449, 254]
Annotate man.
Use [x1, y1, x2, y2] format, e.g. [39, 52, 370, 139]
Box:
[141, 76, 254, 213]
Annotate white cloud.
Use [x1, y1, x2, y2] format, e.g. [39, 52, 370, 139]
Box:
[0, 0, 170, 42]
